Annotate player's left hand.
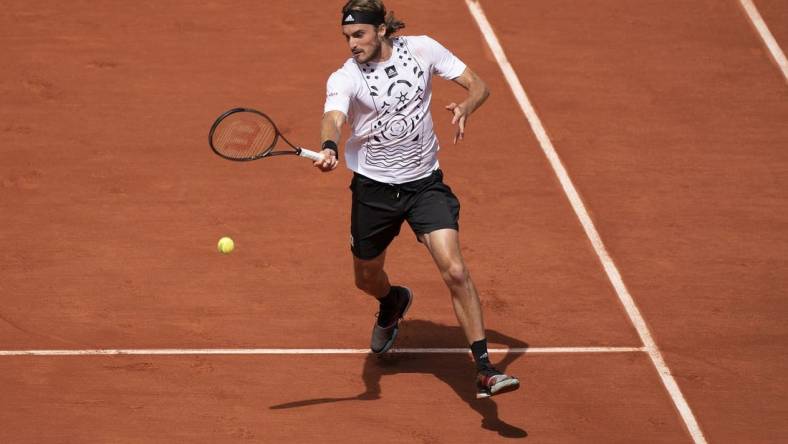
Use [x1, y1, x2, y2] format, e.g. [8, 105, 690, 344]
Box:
[445, 102, 470, 144]
[314, 149, 339, 172]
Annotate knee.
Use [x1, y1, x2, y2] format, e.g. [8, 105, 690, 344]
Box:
[355, 266, 381, 293]
[441, 262, 469, 288]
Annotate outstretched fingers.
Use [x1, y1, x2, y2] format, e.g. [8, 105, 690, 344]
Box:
[455, 115, 466, 144]
[446, 103, 467, 144]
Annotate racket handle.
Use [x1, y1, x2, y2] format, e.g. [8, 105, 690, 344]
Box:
[298, 147, 325, 162]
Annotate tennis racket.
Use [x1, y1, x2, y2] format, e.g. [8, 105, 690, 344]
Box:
[209, 108, 324, 162]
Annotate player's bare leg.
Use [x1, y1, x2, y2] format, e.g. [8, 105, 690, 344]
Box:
[419, 229, 485, 342]
[420, 228, 519, 398]
[353, 250, 390, 299]
[354, 250, 413, 354]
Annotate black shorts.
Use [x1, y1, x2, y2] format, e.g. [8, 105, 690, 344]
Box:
[350, 169, 461, 260]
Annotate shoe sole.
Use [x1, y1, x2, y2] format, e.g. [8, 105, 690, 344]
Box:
[476, 377, 520, 399]
[371, 287, 413, 354]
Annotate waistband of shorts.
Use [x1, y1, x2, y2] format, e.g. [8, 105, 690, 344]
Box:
[353, 168, 442, 188]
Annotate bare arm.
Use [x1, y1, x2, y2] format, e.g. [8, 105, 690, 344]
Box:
[445, 67, 490, 144]
[315, 110, 346, 172]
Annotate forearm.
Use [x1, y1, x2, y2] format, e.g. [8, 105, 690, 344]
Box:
[313, 111, 344, 171]
[462, 74, 489, 114]
[321, 112, 343, 144]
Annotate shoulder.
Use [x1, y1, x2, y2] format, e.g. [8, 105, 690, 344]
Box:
[328, 59, 360, 84]
[399, 35, 453, 63]
[327, 60, 359, 88]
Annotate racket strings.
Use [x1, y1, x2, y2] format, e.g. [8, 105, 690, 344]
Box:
[211, 113, 277, 160]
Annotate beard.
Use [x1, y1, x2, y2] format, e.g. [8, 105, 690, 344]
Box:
[356, 39, 382, 64]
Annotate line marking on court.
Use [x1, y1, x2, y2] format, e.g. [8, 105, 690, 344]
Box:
[464, 1, 707, 443]
[739, 0, 788, 83]
[0, 347, 644, 356]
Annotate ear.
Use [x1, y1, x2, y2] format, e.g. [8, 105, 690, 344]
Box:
[377, 23, 387, 39]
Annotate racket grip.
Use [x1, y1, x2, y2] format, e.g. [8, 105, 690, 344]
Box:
[298, 148, 325, 162]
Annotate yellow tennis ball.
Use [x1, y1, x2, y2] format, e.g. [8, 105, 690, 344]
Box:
[217, 236, 235, 254]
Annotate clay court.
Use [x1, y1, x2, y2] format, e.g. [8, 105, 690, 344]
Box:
[1, 1, 787, 442]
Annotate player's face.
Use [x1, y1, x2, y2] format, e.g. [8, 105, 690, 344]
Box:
[342, 24, 385, 64]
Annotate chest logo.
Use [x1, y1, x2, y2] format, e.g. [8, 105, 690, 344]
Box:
[385, 66, 398, 79]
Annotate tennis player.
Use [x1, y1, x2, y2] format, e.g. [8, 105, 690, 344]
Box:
[316, 0, 519, 399]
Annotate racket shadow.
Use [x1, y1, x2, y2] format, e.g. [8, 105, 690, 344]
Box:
[269, 319, 528, 438]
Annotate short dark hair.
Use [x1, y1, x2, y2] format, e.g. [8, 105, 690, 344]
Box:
[342, 0, 405, 37]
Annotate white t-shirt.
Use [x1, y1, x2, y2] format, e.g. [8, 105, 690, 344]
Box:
[324, 35, 466, 184]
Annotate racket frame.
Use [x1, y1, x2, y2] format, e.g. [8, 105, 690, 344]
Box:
[208, 107, 323, 162]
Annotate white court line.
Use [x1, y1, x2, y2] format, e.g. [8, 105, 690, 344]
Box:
[463, 1, 707, 443]
[740, 0, 788, 83]
[0, 346, 644, 356]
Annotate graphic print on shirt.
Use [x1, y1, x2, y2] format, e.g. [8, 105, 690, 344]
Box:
[359, 39, 426, 169]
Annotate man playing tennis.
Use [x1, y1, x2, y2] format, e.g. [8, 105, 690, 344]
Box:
[316, 0, 519, 399]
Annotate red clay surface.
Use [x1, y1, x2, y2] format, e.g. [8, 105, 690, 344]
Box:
[487, 0, 788, 442]
[0, 353, 689, 443]
[1, 0, 786, 442]
[0, 1, 637, 350]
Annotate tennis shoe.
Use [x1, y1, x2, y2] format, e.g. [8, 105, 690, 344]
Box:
[370, 286, 413, 354]
[476, 368, 520, 399]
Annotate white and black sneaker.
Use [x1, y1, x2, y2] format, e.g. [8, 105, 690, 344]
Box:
[476, 368, 520, 399]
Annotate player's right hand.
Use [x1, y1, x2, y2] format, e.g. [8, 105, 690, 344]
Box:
[314, 149, 339, 172]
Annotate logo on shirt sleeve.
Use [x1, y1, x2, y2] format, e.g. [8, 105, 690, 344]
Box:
[384, 66, 398, 79]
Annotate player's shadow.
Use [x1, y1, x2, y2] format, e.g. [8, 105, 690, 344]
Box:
[270, 319, 528, 438]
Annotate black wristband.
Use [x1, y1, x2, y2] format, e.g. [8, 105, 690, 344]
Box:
[321, 140, 339, 157]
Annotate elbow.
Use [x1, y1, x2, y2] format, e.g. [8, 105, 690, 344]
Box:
[472, 72, 490, 101]
[478, 79, 490, 103]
